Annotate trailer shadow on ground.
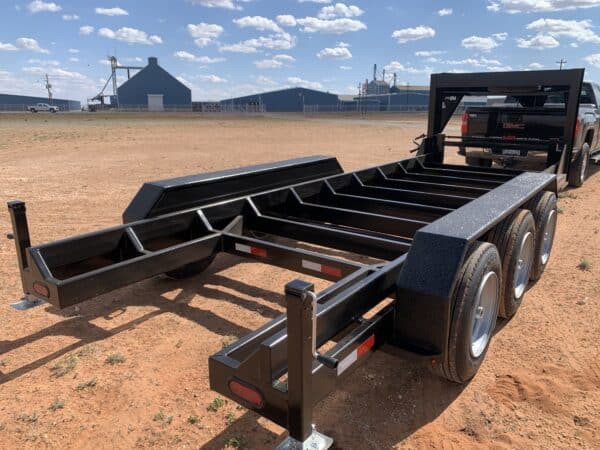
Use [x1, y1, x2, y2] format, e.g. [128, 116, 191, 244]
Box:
[0, 253, 287, 384]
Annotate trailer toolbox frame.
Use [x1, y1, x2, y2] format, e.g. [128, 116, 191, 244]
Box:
[6, 70, 567, 449]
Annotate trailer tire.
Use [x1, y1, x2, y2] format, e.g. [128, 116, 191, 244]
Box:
[568, 143, 590, 187]
[430, 241, 501, 384]
[487, 209, 536, 319]
[164, 255, 215, 279]
[466, 156, 492, 168]
[524, 191, 557, 281]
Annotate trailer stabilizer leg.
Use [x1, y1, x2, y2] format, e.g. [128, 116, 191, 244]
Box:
[275, 425, 334, 450]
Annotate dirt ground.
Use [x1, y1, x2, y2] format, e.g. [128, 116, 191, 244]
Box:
[0, 113, 598, 450]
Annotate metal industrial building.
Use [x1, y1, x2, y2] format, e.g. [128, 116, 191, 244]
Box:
[220, 87, 340, 112]
[0, 94, 80, 111]
[117, 57, 191, 111]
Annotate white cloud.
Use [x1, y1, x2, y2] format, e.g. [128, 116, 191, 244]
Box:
[256, 75, 277, 86]
[317, 3, 364, 19]
[219, 42, 258, 53]
[173, 50, 225, 63]
[493, 32, 508, 40]
[516, 34, 559, 49]
[62, 14, 79, 20]
[438, 8, 453, 16]
[571, 42, 579, 47]
[69, 56, 79, 62]
[461, 35, 500, 51]
[444, 57, 506, 70]
[95, 7, 129, 16]
[298, 0, 331, 3]
[98, 27, 163, 45]
[296, 17, 366, 33]
[188, 0, 242, 10]
[233, 16, 283, 33]
[584, 53, 600, 68]
[529, 62, 545, 69]
[27, 1, 61, 13]
[79, 25, 94, 35]
[197, 74, 228, 83]
[68, 48, 79, 53]
[27, 58, 60, 66]
[415, 50, 444, 57]
[287, 76, 323, 90]
[276, 15, 297, 26]
[384, 61, 431, 74]
[487, 0, 600, 13]
[392, 26, 435, 44]
[187, 23, 224, 47]
[339, 65, 352, 70]
[316, 45, 352, 59]
[16, 37, 49, 53]
[0, 42, 18, 51]
[526, 18, 600, 44]
[254, 54, 295, 68]
[220, 31, 296, 53]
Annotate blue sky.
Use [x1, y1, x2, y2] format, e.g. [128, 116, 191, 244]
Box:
[2, 0, 600, 102]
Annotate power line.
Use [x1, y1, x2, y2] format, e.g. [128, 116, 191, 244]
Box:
[556, 58, 567, 70]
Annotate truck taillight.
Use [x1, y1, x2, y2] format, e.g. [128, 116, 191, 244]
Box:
[461, 112, 469, 135]
[575, 119, 581, 137]
[228, 379, 264, 408]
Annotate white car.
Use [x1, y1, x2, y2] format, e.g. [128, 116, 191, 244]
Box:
[28, 103, 59, 113]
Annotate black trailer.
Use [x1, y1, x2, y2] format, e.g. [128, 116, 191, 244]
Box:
[6, 70, 577, 449]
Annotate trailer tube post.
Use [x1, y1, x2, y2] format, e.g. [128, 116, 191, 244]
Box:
[7, 201, 31, 273]
[285, 279, 316, 442]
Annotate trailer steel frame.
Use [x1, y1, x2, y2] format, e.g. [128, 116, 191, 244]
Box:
[6, 69, 576, 448]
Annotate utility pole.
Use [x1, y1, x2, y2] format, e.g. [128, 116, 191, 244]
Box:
[44, 73, 52, 103]
[556, 58, 567, 70]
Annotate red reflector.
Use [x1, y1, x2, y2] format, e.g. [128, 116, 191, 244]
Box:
[33, 282, 49, 298]
[461, 112, 468, 135]
[228, 379, 264, 408]
[356, 335, 375, 358]
[321, 264, 342, 278]
[250, 246, 267, 257]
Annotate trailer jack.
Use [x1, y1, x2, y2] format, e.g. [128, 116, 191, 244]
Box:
[276, 425, 333, 450]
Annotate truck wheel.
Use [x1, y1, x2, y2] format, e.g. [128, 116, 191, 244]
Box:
[525, 191, 557, 281]
[466, 156, 492, 168]
[487, 210, 535, 319]
[430, 242, 501, 383]
[164, 255, 215, 279]
[568, 143, 590, 187]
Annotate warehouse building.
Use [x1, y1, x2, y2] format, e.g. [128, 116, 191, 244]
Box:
[220, 87, 340, 112]
[0, 94, 80, 111]
[117, 57, 191, 111]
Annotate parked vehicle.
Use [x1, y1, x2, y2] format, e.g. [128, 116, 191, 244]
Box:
[458, 78, 600, 186]
[7, 69, 582, 449]
[28, 103, 59, 113]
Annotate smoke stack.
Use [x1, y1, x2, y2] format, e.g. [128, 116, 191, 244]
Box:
[373, 64, 377, 82]
[393, 72, 397, 87]
[382, 69, 386, 82]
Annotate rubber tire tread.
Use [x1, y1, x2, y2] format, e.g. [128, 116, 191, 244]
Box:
[429, 241, 501, 384]
[568, 143, 590, 187]
[524, 191, 557, 281]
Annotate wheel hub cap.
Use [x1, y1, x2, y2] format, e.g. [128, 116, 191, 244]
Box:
[541, 209, 557, 265]
[470, 271, 499, 358]
[514, 231, 534, 299]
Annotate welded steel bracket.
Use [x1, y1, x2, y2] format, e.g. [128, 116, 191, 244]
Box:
[275, 426, 333, 450]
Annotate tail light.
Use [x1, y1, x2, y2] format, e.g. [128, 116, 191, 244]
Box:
[228, 379, 264, 408]
[461, 112, 469, 135]
[33, 282, 50, 298]
[575, 119, 581, 138]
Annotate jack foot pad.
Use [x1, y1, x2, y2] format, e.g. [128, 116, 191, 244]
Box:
[11, 295, 45, 310]
[275, 427, 333, 450]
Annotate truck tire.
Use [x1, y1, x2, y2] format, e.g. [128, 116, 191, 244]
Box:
[524, 191, 557, 281]
[164, 255, 215, 279]
[487, 210, 535, 319]
[430, 241, 501, 384]
[466, 156, 492, 168]
[568, 143, 590, 187]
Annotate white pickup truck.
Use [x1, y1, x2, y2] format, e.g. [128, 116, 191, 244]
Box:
[28, 103, 59, 113]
